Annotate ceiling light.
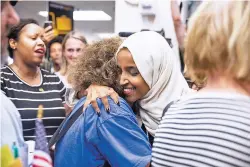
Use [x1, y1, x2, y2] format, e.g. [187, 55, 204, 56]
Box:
[97, 33, 116, 39]
[38, 11, 49, 17]
[74, 11, 111, 21]
[38, 10, 112, 21]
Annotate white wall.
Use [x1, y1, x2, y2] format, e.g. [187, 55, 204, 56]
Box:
[115, 0, 181, 70]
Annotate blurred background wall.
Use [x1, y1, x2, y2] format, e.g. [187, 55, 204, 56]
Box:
[14, 0, 180, 67]
[14, 0, 116, 42]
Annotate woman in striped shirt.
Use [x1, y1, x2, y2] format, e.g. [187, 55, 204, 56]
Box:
[152, 1, 250, 166]
[1, 19, 66, 141]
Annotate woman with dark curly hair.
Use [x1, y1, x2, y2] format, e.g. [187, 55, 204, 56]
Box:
[50, 37, 151, 167]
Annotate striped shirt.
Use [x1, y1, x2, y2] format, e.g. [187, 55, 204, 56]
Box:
[1, 66, 66, 141]
[152, 91, 250, 167]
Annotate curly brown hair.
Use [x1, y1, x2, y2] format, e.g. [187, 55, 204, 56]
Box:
[68, 37, 123, 95]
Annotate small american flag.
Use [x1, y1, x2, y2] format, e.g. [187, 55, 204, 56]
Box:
[32, 105, 53, 167]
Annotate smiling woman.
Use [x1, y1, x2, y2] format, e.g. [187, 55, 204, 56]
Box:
[51, 37, 152, 167]
[57, 31, 87, 87]
[1, 19, 66, 142]
[117, 48, 150, 105]
[84, 31, 191, 145]
[115, 31, 191, 138]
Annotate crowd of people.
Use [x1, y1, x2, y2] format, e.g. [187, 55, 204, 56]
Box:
[1, 1, 250, 167]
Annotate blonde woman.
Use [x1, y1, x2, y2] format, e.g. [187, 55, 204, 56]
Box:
[55, 31, 87, 113]
[152, 1, 250, 166]
[56, 31, 87, 87]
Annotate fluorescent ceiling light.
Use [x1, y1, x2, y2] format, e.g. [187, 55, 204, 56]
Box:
[97, 33, 116, 39]
[38, 11, 112, 21]
[74, 11, 111, 21]
[38, 11, 49, 17]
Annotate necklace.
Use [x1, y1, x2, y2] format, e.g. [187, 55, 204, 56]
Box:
[11, 63, 40, 80]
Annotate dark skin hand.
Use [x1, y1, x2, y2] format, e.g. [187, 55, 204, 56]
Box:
[82, 85, 151, 167]
[82, 84, 120, 114]
[42, 26, 55, 45]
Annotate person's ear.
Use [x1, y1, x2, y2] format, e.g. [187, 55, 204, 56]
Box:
[9, 38, 17, 50]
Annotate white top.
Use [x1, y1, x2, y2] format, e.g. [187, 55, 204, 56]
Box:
[152, 91, 250, 167]
[55, 72, 70, 88]
[55, 72, 79, 107]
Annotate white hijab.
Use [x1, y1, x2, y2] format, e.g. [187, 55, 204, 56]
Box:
[116, 31, 191, 136]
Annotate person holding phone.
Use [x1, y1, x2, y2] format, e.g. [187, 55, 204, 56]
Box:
[1, 19, 66, 142]
[40, 21, 56, 71]
[43, 21, 55, 45]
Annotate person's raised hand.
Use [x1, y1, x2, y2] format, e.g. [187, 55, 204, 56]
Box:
[83, 84, 119, 114]
[42, 26, 55, 45]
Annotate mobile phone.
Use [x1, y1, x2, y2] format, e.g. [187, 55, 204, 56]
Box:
[43, 21, 53, 29]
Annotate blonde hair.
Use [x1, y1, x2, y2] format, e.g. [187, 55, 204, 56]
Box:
[184, 1, 250, 85]
[60, 31, 88, 76]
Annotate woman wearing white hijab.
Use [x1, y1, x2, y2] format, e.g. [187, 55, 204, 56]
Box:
[84, 31, 191, 136]
[82, 31, 191, 141]
[115, 31, 190, 136]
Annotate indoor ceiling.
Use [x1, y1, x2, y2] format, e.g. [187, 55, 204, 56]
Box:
[14, 1, 115, 41]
